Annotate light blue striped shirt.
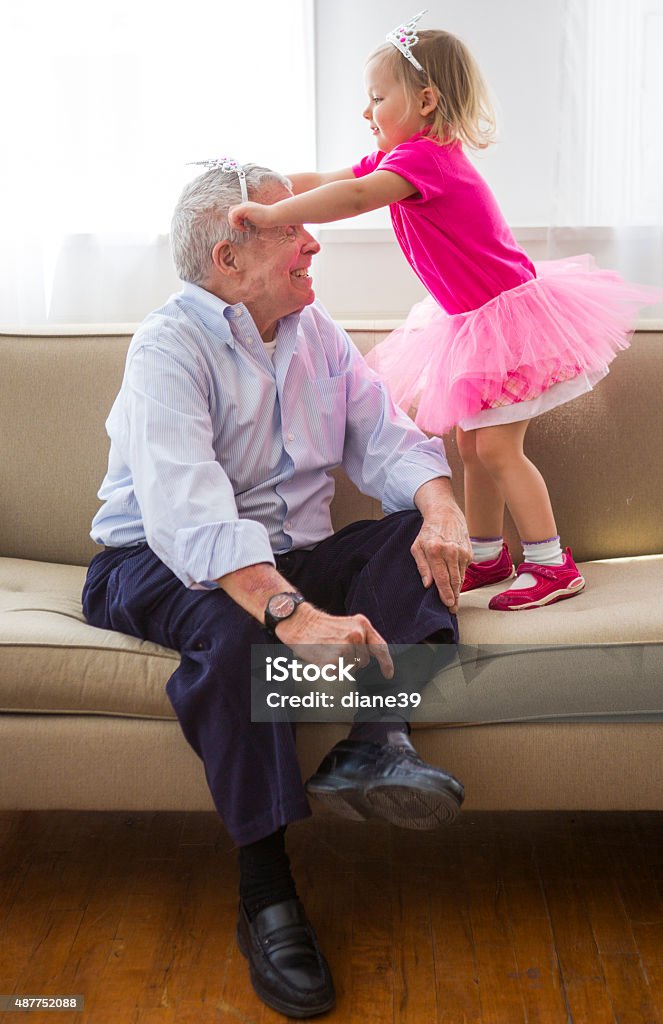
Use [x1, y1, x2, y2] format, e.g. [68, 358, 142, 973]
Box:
[91, 283, 451, 588]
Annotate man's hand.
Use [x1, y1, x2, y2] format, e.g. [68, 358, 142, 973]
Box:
[275, 603, 394, 679]
[215, 562, 393, 679]
[228, 201, 276, 231]
[412, 478, 472, 614]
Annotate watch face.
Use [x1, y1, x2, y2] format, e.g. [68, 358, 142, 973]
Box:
[268, 593, 296, 618]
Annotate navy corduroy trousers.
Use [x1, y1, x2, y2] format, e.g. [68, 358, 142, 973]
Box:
[82, 510, 457, 845]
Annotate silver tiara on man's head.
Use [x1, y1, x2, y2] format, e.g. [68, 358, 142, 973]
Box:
[386, 10, 427, 71]
[187, 157, 248, 202]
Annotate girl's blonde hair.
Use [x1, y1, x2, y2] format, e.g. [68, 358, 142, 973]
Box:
[368, 31, 497, 150]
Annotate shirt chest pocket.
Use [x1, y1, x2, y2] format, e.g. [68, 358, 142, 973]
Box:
[296, 375, 347, 466]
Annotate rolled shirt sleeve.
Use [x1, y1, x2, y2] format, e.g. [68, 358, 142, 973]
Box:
[115, 342, 275, 587]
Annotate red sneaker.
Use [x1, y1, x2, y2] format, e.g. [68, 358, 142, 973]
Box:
[461, 543, 515, 593]
[488, 547, 585, 611]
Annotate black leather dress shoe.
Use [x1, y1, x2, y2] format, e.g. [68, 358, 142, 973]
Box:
[305, 739, 464, 830]
[236, 898, 335, 1018]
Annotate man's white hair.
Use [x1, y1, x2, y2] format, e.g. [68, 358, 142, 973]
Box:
[170, 164, 291, 285]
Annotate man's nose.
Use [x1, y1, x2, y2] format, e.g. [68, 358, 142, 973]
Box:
[301, 229, 320, 255]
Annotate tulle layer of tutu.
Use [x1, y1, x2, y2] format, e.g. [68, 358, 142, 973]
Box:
[366, 255, 662, 435]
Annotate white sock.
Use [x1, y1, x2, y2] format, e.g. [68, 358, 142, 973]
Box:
[509, 536, 564, 591]
[470, 536, 503, 563]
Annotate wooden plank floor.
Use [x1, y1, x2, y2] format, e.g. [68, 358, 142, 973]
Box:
[0, 810, 662, 1023]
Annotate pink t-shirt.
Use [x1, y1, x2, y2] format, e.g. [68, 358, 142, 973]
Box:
[353, 134, 535, 315]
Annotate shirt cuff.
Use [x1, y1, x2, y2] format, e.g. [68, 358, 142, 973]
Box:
[382, 450, 451, 514]
[173, 519, 275, 588]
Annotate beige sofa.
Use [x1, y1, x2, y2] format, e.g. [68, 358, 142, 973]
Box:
[1, 326, 662, 812]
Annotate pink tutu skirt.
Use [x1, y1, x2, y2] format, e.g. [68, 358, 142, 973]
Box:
[366, 255, 662, 435]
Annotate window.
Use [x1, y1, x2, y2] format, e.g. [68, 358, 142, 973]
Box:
[556, 0, 663, 225]
[0, 0, 314, 322]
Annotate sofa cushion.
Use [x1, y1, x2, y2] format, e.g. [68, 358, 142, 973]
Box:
[458, 553, 663, 644]
[1, 554, 661, 725]
[0, 557, 178, 719]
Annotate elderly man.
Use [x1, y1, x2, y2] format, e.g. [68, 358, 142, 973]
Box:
[82, 161, 471, 1018]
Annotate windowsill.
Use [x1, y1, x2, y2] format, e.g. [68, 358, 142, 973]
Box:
[316, 226, 555, 244]
[0, 324, 142, 336]
[2, 318, 662, 335]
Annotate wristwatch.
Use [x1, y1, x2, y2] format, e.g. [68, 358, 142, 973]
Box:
[264, 591, 306, 636]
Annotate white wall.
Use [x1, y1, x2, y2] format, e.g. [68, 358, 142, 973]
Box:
[314, 0, 564, 228]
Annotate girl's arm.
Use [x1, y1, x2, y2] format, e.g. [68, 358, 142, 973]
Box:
[288, 168, 355, 194]
[228, 170, 416, 230]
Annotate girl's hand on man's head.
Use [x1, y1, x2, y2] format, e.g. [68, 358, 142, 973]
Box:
[228, 201, 274, 231]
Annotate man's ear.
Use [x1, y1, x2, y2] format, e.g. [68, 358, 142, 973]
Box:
[211, 240, 239, 277]
[419, 86, 439, 118]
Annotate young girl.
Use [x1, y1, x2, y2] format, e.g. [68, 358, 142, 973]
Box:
[228, 12, 661, 611]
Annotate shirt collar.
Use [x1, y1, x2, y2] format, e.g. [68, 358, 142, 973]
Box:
[178, 281, 304, 349]
[178, 282, 245, 348]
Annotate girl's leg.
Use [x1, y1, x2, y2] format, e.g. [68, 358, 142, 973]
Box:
[455, 426, 514, 592]
[456, 425, 506, 537]
[472, 419, 584, 609]
[473, 419, 557, 542]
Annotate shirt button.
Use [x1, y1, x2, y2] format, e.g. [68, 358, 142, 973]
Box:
[286, 521, 293, 530]
[287, 432, 294, 441]
[246, 338, 253, 344]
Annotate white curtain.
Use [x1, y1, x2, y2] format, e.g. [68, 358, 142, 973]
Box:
[3, 0, 661, 325]
[550, 0, 663, 314]
[0, 0, 315, 324]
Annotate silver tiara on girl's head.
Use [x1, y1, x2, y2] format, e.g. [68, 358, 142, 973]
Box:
[187, 157, 248, 202]
[386, 9, 427, 71]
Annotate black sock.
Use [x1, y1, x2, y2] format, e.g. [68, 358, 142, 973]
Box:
[238, 827, 298, 920]
[346, 654, 410, 746]
[348, 718, 412, 746]
[347, 640, 448, 748]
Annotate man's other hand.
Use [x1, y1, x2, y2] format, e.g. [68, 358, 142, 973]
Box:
[412, 479, 472, 614]
[275, 605, 394, 680]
